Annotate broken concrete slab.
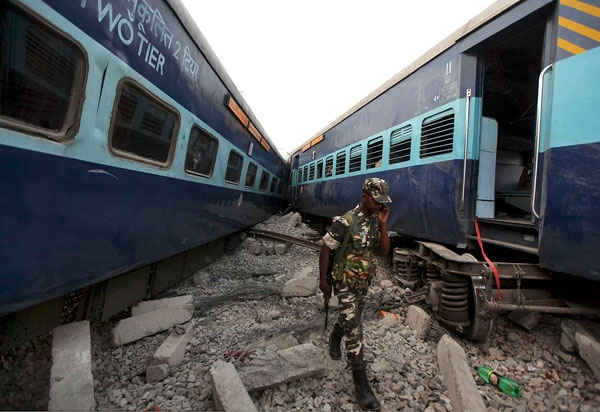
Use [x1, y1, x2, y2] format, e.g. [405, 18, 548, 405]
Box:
[575, 333, 600, 381]
[152, 322, 194, 367]
[280, 277, 318, 297]
[437, 335, 486, 412]
[112, 305, 194, 346]
[210, 360, 257, 412]
[265, 242, 276, 255]
[293, 266, 315, 279]
[283, 212, 302, 228]
[407, 305, 432, 338]
[49, 321, 95, 411]
[561, 319, 600, 352]
[238, 343, 326, 391]
[146, 363, 170, 384]
[507, 310, 541, 331]
[131, 295, 193, 316]
[251, 332, 299, 351]
[248, 241, 264, 255]
[274, 243, 289, 255]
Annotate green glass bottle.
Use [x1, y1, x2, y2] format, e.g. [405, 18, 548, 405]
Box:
[477, 366, 522, 398]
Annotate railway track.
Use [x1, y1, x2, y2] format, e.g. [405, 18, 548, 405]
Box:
[246, 229, 322, 251]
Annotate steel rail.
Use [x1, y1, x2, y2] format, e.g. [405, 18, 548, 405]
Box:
[247, 229, 322, 251]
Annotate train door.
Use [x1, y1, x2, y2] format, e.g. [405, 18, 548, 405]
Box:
[291, 154, 300, 203]
[472, 5, 553, 253]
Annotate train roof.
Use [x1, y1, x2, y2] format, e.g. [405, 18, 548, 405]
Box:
[166, 0, 286, 162]
[290, 0, 520, 157]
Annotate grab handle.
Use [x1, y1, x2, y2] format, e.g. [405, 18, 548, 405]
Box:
[461, 88, 472, 210]
[531, 64, 553, 220]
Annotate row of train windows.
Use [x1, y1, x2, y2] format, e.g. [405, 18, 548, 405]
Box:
[0, 2, 284, 196]
[296, 111, 454, 183]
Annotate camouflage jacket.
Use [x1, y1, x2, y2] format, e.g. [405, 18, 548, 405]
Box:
[322, 204, 381, 290]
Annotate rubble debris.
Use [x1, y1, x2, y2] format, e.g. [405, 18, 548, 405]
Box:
[210, 360, 257, 412]
[151, 322, 194, 367]
[49, 321, 95, 411]
[112, 299, 194, 346]
[237, 343, 326, 391]
[507, 310, 542, 331]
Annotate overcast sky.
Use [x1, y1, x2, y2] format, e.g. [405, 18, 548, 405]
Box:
[180, 0, 499, 157]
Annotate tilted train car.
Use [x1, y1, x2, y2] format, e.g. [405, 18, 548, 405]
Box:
[0, 0, 288, 345]
[290, 0, 600, 340]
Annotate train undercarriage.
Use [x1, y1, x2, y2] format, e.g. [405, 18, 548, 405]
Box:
[0, 234, 242, 350]
[393, 240, 600, 342]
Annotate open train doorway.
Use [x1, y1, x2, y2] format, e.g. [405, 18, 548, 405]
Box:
[476, 19, 547, 225]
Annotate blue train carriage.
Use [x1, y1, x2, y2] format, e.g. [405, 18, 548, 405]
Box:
[290, 0, 600, 340]
[0, 0, 288, 345]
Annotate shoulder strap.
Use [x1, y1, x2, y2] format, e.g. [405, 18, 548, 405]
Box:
[335, 213, 355, 264]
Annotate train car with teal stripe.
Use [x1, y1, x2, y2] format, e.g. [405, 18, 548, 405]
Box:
[290, 0, 600, 340]
[0, 0, 288, 341]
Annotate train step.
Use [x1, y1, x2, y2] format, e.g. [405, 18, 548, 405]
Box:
[468, 217, 539, 255]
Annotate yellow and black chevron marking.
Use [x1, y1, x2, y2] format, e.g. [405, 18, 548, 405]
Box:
[558, 0, 600, 58]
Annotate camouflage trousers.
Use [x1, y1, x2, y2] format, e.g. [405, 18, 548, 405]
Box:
[333, 282, 368, 362]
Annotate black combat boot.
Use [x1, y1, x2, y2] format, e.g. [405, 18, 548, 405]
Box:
[351, 363, 381, 411]
[329, 323, 343, 360]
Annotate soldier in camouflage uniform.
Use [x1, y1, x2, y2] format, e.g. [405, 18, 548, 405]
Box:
[319, 178, 391, 411]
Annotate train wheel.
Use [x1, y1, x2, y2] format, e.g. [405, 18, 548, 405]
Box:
[463, 275, 493, 342]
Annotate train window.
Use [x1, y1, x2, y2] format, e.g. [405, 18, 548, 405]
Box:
[366, 137, 383, 169]
[349, 145, 362, 173]
[309, 163, 315, 180]
[325, 156, 333, 177]
[270, 177, 277, 192]
[303, 167, 308, 182]
[259, 171, 269, 191]
[110, 81, 179, 165]
[420, 111, 454, 158]
[336, 152, 346, 175]
[245, 162, 258, 188]
[185, 126, 218, 177]
[296, 169, 302, 184]
[390, 126, 412, 164]
[316, 160, 324, 179]
[277, 181, 284, 195]
[225, 150, 244, 184]
[0, 2, 86, 141]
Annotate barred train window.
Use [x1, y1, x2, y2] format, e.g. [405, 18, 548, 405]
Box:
[309, 163, 315, 180]
[316, 160, 323, 179]
[336, 152, 346, 175]
[259, 171, 269, 191]
[390, 125, 412, 164]
[325, 156, 333, 177]
[245, 162, 258, 188]
[225, 150, 243, 184]
[111, 81, 178, 165]
[366, 137, 383, 169]
[270, 177, 277, 192]
[349, 144, 362, 173]
[420, 111, 454, 158]
[185, 126, 218, 177]
[0, 2, 86, 140]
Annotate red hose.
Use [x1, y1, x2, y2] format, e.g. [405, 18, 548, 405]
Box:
[474, 217, 501, 300]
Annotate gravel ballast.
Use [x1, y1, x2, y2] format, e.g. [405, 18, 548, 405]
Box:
[1, 213, 599, 411]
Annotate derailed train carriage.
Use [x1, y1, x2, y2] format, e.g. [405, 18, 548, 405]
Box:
[290, 0, 600, 340]
[0, 0, 288, 347]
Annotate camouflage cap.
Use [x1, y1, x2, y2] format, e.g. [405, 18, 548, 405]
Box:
[362, 177, 392, 203]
